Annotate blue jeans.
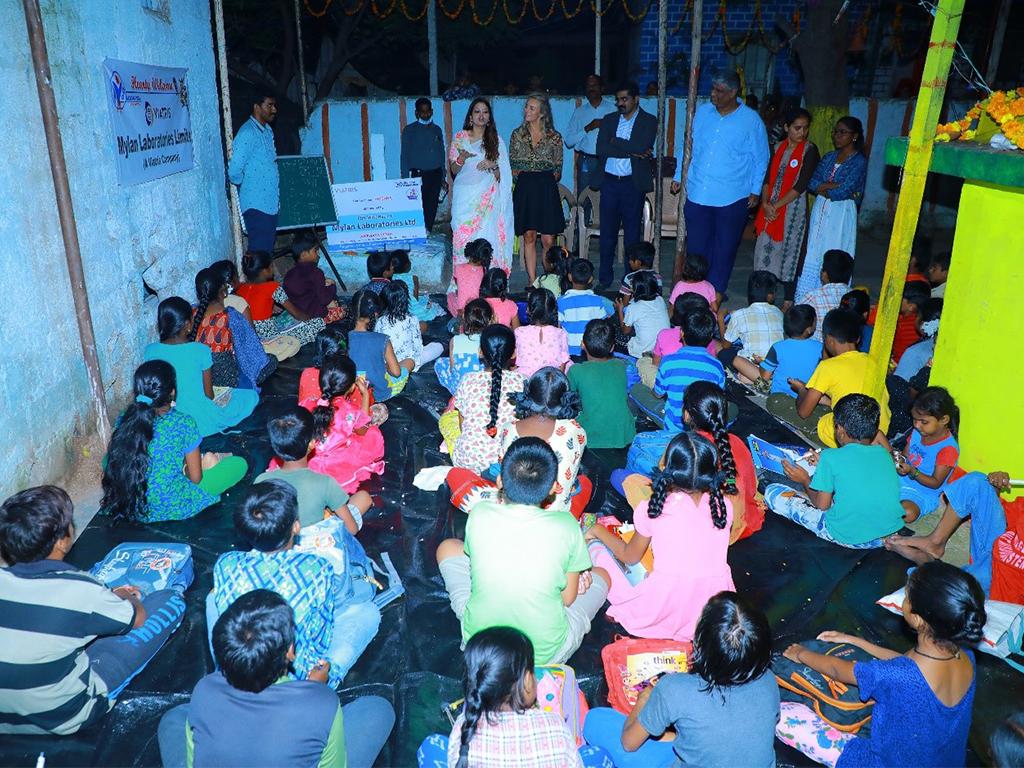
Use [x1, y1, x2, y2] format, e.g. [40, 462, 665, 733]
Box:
[764, 483, 883, 549]
[242, 208, 278, 253]
[158, 695, 395, 768]
[598, 175, 645, 286]
[416, 733, 615, 767]
[86, 589, 187, 698]
[205, 589, 380, 685]
[583, 707, 676, 767]
[683, 197, 750, 293]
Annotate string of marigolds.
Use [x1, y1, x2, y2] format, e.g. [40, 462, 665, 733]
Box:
[935, 89, 1024, 150]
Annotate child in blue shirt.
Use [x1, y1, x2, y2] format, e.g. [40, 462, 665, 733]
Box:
[894, 387, 959, 523]
[629, 308, 725, 431]
[558, 258, 612, 357]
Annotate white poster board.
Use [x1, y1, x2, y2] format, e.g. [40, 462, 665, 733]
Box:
[326, 178, 427, 252]
[103, 58, 194, 185]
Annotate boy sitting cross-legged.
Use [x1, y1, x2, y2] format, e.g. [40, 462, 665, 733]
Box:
[436, 437, 609, 664]
[786, 307, 891, 447]
[207, 480, 380, 688]
[764, 393, 905, 549]
[157, 589, 395, 768]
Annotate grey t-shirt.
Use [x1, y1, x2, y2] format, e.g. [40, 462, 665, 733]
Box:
[639, 671, 780, 767]
[254, 467, 349, 527]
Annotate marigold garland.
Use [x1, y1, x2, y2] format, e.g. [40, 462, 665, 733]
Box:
[935, 88, 1024, 150]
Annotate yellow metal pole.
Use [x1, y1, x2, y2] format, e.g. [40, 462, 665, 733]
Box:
[867, 0, 964, 402]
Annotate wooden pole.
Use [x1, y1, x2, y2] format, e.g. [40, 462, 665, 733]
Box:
[653, 0, 668, 259]
[672, 0, 701, 283]
[428, 0, 439, 96]
[213, 0, 244, 264]
[866, 0, 964, 403]
[985, 0, 1011, 85]
[594, 0, 602, 75]
[22, 0, 111, 446]
[294, 0, 309, 123]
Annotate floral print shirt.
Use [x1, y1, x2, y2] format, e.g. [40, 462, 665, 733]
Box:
[143, 409, 218, 522]
[509, 126, 564, 173]
[452, 370, 526, 473]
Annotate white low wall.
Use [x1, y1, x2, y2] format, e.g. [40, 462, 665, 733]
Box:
[300, 96, 957, 228]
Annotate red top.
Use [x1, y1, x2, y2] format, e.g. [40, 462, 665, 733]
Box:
[697, 428, 763, 541]
[195, 310, 233, 353]
[235, 281, 278, 321]
[867, 306, 923, 363]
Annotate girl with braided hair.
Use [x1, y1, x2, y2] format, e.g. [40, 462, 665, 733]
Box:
[295, 354, 385, 493]
[683, 381, 764, 542]
[450, 325, 524, 473]
[192, 267, 278, 389]
[585, 432, 735, 642]
[415, 626, 611, 767]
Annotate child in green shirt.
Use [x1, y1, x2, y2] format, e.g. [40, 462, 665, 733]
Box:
[436, 437, 608, 664]
[567, 318, 637, 449]
[764, 393, 904, 547]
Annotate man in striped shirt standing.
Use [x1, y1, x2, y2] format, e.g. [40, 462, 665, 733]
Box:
[0, 487, 185, 735]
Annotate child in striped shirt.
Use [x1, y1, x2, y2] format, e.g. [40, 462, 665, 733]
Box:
[557, 259, 612, 357]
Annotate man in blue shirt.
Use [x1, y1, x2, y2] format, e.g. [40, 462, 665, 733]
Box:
[672, 69, 768, 296]
[228, 94, 279, 253]
[593, 81, 658, 290]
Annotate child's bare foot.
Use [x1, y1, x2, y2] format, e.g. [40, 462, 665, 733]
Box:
[885, 533, 945, 563]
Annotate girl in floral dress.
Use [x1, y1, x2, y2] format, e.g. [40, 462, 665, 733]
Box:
[450, 325, 524, 473]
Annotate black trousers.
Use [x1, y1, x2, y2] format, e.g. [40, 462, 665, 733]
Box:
[411, 168, 444, 232]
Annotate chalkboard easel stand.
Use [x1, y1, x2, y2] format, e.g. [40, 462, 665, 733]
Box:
[313, 227, 346, 292]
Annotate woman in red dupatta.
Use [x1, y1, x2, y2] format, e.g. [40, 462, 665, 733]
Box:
[753, 108, 820, 304]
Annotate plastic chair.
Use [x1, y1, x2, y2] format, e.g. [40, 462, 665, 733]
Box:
[577, 187, 626, 263]
[557, 183, 578, 252]
[643, 178, 680, 242]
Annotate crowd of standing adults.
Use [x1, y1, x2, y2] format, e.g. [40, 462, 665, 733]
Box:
[228, 72, 869, 302]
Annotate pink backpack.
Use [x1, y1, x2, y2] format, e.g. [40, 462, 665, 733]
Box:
[534, 664, 589, 746]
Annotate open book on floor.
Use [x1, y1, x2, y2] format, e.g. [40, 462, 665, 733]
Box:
[747, 435, 817, 476]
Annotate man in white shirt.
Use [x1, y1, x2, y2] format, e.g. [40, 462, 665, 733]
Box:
[564, 74, 617, 193]
[593, 82, 658, 289]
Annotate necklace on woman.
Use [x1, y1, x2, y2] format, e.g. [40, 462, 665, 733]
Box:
[912, 646, 960, 661]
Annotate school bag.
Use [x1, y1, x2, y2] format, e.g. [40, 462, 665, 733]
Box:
[601, 635, 691, 714]
[624, 430, 675, 477]
[89, 542, 194, 596]
[297, 517, 405, 608]
[991, 495, 1024, 604]
[772, 640, 874, 733]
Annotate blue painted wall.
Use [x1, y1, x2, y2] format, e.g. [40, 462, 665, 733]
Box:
[0, 1, 231, 496]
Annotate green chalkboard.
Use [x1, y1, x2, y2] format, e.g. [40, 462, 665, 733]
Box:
[275, 155, 337, 230]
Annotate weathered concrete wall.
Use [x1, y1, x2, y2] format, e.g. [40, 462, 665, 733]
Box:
[301, 95, 957, 227]
[0, 1, 231, 497]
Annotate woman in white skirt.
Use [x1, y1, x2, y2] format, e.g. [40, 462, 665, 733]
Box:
[794, 116, 868, 300]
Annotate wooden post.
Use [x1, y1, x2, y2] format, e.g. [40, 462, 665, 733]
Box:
[428, 0, 439, 96]
[294, 0, 309, 123]
[213, 0, 244, 264]
[866, 0, 964, 402]
[594, 0, 602, 75]
[673, 0, 702, 282]
[653, 0, 668, 259]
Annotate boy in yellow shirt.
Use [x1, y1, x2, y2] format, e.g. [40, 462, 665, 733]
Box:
[788, 307, 891, 446]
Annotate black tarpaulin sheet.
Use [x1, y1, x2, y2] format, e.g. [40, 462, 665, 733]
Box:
[1, 313, 1019, 768]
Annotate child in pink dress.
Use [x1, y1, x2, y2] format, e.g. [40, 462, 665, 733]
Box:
[586, 432, 734, 641]
[668, 252, 718, 309]
[296, 356, 385, 492]
[447, 238, 491, 317]
[481, 268, 520, 329]
[515, 288, 569, 377]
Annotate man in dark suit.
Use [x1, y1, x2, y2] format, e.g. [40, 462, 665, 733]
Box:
[593, 81, 658, 288]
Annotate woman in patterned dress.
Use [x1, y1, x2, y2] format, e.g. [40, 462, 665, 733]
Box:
[449, 98, 514, 273]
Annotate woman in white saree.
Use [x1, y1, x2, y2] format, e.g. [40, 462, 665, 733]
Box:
[448, 98, 514, 273]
